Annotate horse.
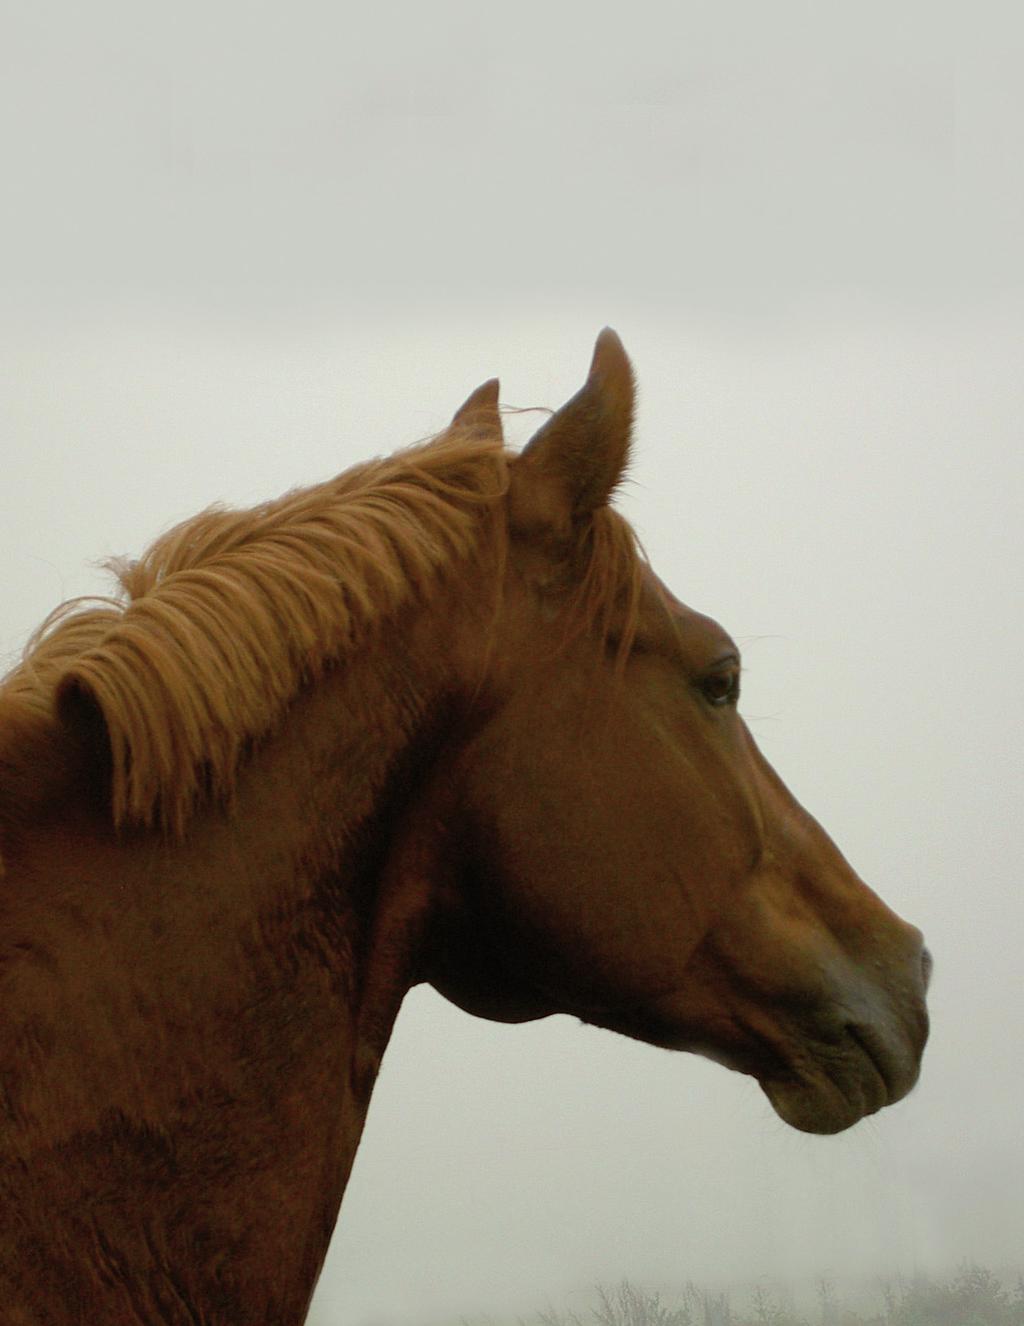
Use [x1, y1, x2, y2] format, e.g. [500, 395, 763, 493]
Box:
[0, 330, 929, 1324]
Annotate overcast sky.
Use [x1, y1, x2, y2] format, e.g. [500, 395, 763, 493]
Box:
[1, 4, 1022, 1324]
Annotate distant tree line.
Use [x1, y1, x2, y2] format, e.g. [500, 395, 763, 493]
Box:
[505, 1264, 1024, 1326]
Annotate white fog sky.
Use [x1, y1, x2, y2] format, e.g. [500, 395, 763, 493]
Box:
[1, 4, 1021, 1324]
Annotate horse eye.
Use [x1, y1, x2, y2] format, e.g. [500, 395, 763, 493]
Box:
[700, 670, 740, 707]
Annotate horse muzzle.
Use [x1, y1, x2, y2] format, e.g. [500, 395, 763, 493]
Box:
[757, 941, 932, 1135]
[637, 930, 931, 1135]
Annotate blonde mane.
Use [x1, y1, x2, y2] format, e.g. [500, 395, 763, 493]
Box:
[2, 424, 642, 837]
[3, 428, 509, 834]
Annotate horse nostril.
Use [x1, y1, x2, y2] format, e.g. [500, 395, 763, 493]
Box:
[920, 945, 934, 992]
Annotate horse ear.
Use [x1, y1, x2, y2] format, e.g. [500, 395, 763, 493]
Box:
[510, 328, 635, 538]
[451, 378, 503, 438]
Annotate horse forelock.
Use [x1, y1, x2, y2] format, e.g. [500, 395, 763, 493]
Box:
[1, 425, 645, 839]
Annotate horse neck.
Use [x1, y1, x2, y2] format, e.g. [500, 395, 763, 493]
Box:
[0, 598, 463, 1322]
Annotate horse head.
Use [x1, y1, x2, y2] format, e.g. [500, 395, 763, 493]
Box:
[427, 330, 929, 1135]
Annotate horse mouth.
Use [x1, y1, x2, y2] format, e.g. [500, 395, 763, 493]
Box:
[756, 1021, 922, 1135]
[603, 979, 928, 1136]
[670, 1007, 925, 1136]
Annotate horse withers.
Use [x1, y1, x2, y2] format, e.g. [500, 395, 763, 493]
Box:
[0, 331, 929, 1323]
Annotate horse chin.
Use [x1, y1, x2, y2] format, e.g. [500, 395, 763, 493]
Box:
[626, 996, 924, 1136]
[756, 1024, 923, 1135]
[758, 1069, 889, 1135]
[689, 1042, 890, 1135]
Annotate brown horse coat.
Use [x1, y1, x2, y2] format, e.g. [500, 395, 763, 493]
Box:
[0, 332, 928, 1323]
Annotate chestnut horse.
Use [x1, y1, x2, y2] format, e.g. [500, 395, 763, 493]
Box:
[0, 332, 929, 1324]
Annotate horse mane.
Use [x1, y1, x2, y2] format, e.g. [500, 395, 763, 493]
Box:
[0, 424, 642, 838]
